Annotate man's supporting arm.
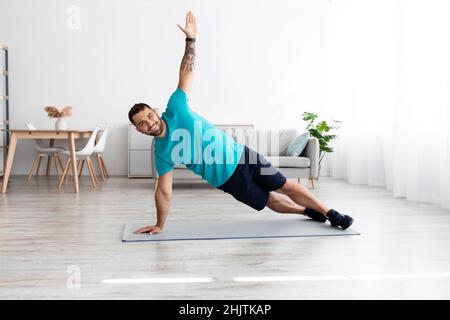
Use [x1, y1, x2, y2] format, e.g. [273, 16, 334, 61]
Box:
[134, 170, 173, 234]
[154, 170, 173, 230]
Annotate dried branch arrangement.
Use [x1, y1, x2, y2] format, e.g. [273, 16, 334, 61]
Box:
[44, 106, 73, 118]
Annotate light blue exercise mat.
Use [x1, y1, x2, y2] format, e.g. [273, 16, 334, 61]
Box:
[122, 217, 360, 242]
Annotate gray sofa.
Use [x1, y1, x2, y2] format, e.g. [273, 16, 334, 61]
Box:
[151, 124, 319, 189]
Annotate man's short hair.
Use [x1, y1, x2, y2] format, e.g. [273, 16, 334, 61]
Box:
[128, 103, 152, 125]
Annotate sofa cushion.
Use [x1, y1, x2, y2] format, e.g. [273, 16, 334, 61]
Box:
[246, 129, 300, 156]
[287, 132, 310, 157]
[264, 156, 310, 168]
[278, 129, 300, 156]
[221, 128, 301, 157]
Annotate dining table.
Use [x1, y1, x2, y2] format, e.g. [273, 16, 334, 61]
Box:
[1, 129, 96, 193]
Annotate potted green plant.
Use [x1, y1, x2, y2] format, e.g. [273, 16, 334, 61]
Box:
[302, 111, 341, 175]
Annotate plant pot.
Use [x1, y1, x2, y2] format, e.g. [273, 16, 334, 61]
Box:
[55, 118, 67, 130]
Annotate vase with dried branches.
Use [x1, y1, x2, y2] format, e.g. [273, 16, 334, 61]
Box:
[44, 106, 72, 130]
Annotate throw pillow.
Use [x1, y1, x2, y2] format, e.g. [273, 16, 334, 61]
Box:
[286, 132, 310, 157]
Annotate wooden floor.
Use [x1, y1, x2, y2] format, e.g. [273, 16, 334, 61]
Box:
[1, 175, 450, 299]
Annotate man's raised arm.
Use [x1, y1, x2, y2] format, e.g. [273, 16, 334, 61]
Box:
[176, 11, 197, 96]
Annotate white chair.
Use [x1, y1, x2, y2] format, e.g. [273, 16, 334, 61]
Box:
[91, 125, 111, 181]
[59, 127, 100, 188]
[25, 123, 65, 181]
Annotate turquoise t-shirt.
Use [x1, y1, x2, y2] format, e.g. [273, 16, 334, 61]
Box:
[154, 88, 244, 187]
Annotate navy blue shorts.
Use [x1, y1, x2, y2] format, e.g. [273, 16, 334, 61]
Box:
[217, 145, 287, 211]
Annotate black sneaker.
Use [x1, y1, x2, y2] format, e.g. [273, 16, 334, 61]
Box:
[305, 207, 327, 223]
[327, 209, 354, 230]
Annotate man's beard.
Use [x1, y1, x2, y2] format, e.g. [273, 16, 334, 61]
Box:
[144, 121, 163, 137]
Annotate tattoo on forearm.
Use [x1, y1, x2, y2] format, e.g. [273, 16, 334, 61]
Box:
[181, 41, 196, 72]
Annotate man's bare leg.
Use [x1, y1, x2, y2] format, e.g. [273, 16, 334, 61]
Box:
[275, 179, 329, 217]
[274, 179, 354, 229]
[266, 192, 306, 215]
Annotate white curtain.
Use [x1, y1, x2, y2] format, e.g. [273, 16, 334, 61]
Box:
[325, 0, 450, 210]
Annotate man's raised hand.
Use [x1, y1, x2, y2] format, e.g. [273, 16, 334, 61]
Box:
[177, 11, 197, 38]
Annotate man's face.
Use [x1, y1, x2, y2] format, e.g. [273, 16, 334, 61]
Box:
[132, 107, 163, 136]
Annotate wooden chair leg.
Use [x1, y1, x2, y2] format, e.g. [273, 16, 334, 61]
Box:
[67, 158, 79, 181]
[35, 155, 43, 176]
[100, 155, 109, 178]
[96, 155, 105, 181]
[86, 157, 97, 187]
[77, 159, 82, 174]
[101, 158, 108, 178]
[154, 178, 159, 190]
[56, 155, 64, 173]
[102, 156, 109, 178]
[63, 159, 72, 186]
[28, 154, 40, 181]
[59, 159, 71, 188]
[78, 159, 85, 177]
[46, 155, 52, 176]
[53, 154, 61, 181]
[67, 159, 74, 179]
[89, 157, 98, 184]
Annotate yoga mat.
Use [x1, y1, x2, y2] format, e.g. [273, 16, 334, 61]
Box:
[122, 217, 360, 242]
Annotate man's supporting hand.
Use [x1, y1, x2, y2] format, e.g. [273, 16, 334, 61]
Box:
[177, 11, 197, 38]
[134, 225, 162, 235]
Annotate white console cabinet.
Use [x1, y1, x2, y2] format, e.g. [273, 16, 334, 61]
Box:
[128, 124, 154, 178]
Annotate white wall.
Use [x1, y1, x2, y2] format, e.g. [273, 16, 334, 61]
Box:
[0, 0, 328, 174]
